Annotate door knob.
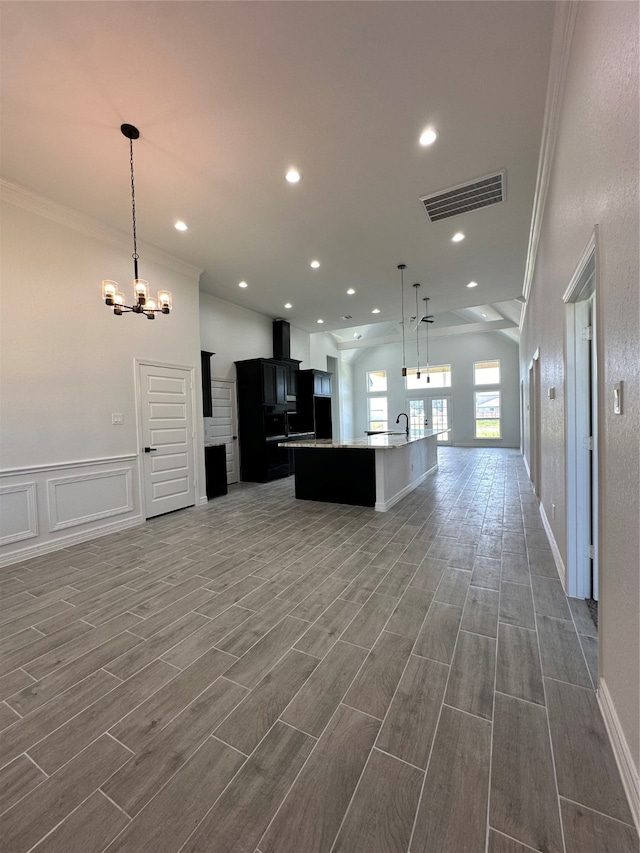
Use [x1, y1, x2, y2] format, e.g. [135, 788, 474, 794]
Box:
[144, 447, 157, 453]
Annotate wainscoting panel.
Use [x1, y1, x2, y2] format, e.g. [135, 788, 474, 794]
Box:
[0, 482, 38, 545]
[47, 468, 133, 532]
[0, 455, 141, 567]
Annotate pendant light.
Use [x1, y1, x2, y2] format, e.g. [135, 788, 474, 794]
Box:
[398, 264, 407, 377]
[101, 124, 172, 319]
[413, 283, 421, 379]
[422, 296, 434, 383]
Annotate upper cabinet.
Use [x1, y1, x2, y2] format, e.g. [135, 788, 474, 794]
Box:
[201, 351, 214, 417]
[299, 369, 332, 398]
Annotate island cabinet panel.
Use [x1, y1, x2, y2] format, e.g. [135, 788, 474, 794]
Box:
[293, 448, 376, 506]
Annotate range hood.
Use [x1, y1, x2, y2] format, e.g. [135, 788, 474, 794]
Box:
[273, 319, 291, 360]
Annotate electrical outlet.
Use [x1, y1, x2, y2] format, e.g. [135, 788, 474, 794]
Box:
[112, 413, 124, 425]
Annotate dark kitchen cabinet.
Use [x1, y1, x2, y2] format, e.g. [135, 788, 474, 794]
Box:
[204, 443, 228, 498]
[200, 351, 214, 417]
[235, 357, 303, 482]
[298, 369, 333, 439]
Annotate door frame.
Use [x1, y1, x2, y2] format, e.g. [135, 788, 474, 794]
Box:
[210, 376, 240, 484]
[134, 358, 199, 520]
[406, 393, 453, 444]
[563, 230, 599, 599]
[528, 348, 541, 497]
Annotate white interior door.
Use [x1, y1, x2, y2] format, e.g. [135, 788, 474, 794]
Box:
[210, 378, 239, 484]
[139, 363, 196, 519]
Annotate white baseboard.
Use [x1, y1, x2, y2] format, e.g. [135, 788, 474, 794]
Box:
[522, 451, 531, 478]
[0, 514, 143, 568]
[539, 502, 567, 589]
[375, 464, 436, 512]
[598, 677, 640, 830]
[197, 495, 209, 506]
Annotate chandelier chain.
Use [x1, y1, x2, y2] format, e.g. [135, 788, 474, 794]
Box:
[129, 137, 138, 262]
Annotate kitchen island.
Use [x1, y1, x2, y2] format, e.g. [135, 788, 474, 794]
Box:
[282, 429, 447, 511]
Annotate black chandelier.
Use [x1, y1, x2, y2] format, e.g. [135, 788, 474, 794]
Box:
[102, 124, 172, 319]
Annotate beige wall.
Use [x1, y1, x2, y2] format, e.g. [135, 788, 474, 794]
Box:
[521, 0, 639, 779]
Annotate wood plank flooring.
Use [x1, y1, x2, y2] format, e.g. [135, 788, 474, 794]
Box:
[0, 447, 636, 853]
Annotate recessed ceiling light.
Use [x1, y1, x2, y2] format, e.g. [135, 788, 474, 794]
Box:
[481, 313, 487, 318]
[317, 318, 324, 324]
[371, 308, 381, 314]
[238, 281, 248, 288]
[285, 169, 301, 184]
[174, 221, 188, 231]
[284, 303, 292, 309]
[347, 288, 356, 295]
[467, 281, 478, 288]
[310, 260, 320, 269]
[419, 128, 438, 147]
[354, 333, 362, 339]
[451, 232, 465, 242]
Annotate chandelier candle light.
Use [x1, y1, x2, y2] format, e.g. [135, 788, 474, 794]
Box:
[102, 124, 172, 319]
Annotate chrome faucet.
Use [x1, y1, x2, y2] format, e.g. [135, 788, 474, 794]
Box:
[396, 412, 409, 436]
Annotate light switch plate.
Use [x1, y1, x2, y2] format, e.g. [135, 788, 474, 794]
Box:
[613, 382, 622, 415]
[112, 413, 124, 425]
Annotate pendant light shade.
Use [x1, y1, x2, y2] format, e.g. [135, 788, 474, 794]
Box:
[101, 124, 172, 319]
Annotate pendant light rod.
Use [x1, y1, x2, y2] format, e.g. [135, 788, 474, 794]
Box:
[424, 296, 431, 383]
[413, 283, 421, 379]
[398, 264, 407, 377]
[101, 123, 173, 319]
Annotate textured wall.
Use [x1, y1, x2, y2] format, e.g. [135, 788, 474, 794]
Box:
[521, 1, 639, 773]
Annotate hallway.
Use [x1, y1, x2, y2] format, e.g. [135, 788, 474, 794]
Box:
[0, 448, 636, 852]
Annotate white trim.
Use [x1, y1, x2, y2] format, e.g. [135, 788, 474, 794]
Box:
[0, 514, 143, 568]
[0, 454, 137, 478]
[0, 179, 202, 281]
[598, 678, 640, 830]
[374, 464, 437, 512]
[197, 496, 209, 507]
[47, 468, 134, 532]
[562, 231, 597, 303]
[563, 235, 598, 599]
[135, 359, 199, 519]
[521, 0, 579, 327]
[522, 451, 531, 479]
[539, 501, 566, 589]
[0, 482, 38, 545]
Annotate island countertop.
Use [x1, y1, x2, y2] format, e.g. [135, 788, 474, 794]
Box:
[281, 428, 448, 450]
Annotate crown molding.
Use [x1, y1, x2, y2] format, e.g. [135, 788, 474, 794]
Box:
[521, 0, 579, 330]
[0, 178, 203, 282]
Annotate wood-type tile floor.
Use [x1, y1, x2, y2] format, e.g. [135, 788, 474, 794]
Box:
[0, 448, 637, 853]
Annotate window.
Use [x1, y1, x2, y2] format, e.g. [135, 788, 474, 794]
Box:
[406, 364, 451, 389]
[367, 370, 387, 431]
[475, 391, 501, 438]
[367, 370, 387, 392]
[408, 399, 425, 432]
[368, 397, 388, 431]
[474, 359, 500, 385]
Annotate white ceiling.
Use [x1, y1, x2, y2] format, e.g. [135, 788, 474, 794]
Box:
[0, 1, 555, 335]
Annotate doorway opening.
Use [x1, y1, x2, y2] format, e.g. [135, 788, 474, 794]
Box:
[563, 233, 599, 603]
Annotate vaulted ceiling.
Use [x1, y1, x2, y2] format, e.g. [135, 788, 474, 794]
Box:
[0, 1, 555, 338]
